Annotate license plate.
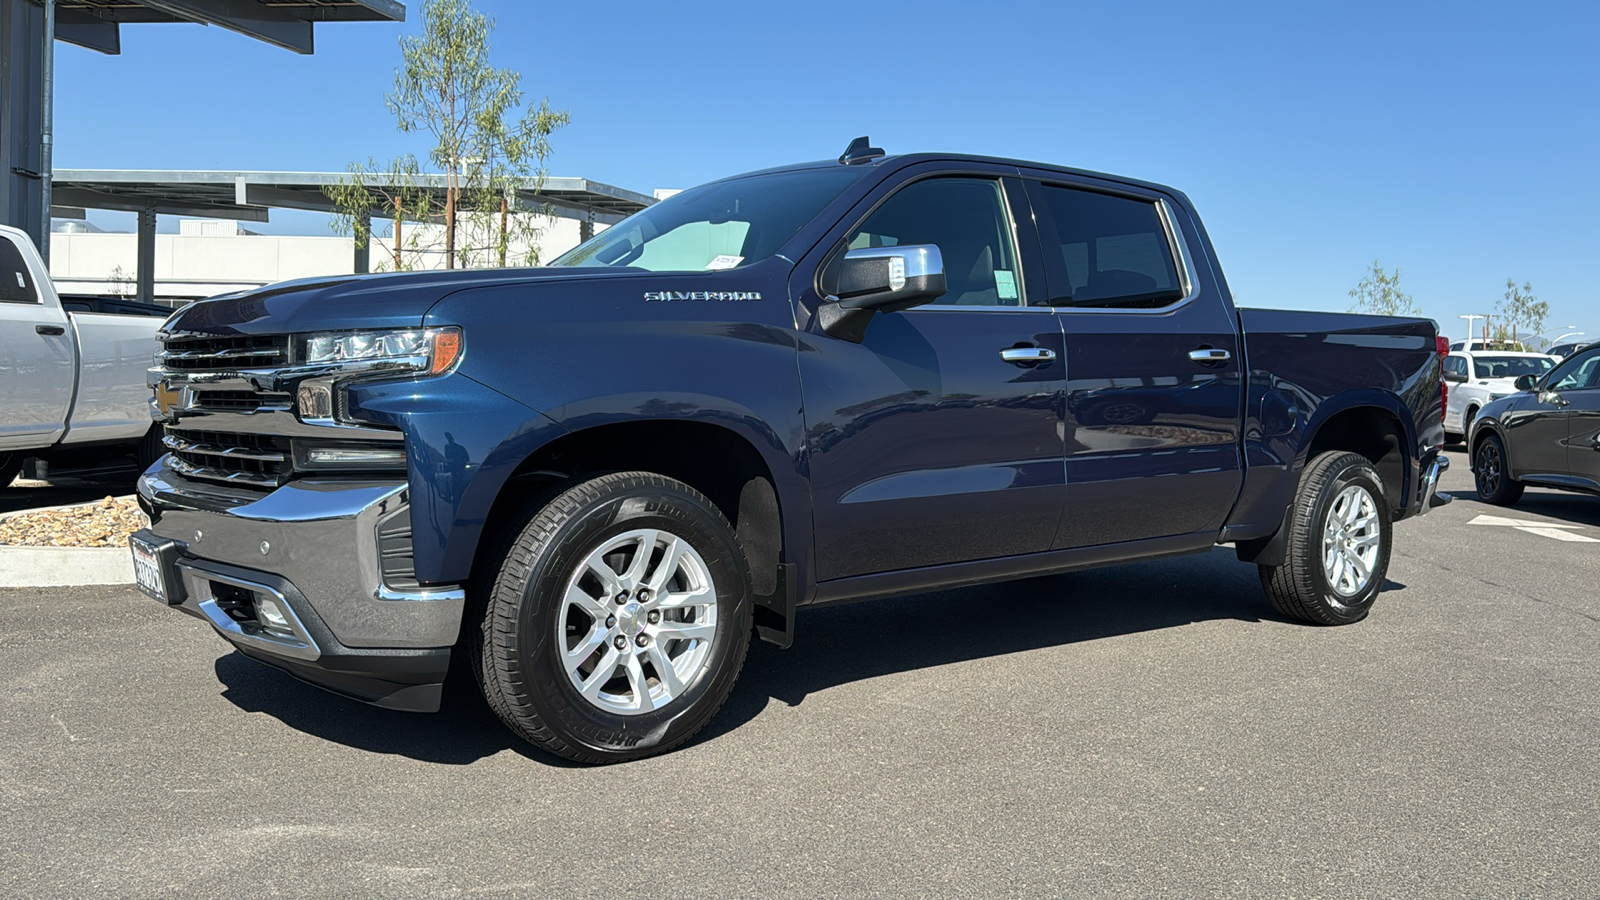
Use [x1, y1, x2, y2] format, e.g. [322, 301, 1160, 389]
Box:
[129, 535, 168, 602]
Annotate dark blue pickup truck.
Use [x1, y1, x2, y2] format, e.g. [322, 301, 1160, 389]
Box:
[132, 140, 1449, 762]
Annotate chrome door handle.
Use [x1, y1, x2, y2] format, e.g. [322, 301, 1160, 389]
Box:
[1188, 347, 1231, 364]
[1000, 347, 1056, 364]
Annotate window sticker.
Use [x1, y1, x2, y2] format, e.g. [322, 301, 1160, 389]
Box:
[994, 270, 1018, 300]
[704, 255, 744, 270]
[14, 272, 23, 288]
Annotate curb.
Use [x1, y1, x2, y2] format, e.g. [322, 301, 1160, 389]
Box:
[0, 495, 139, 587]
[0, 545, 134, 587]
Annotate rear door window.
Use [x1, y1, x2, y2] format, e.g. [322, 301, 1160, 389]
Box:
[1030, 184, 1184, 309]
[0, 235, 39, 304]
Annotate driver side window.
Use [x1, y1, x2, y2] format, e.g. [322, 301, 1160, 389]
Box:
[1548, 349, 1600, 391]
[845, 177, 1022, 307]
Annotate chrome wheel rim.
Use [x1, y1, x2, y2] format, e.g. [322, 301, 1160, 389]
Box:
[1476, 442, 1502, 496]
[558, 528, 718, 716]
[1321, 485, 1380, 601]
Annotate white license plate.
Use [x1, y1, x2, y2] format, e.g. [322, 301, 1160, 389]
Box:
[129, 535, 167, 603]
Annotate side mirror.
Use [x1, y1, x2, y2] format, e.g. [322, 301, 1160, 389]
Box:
[1514, 374, 1538, 391]
[1443, 370, 1468, 384]
[818, 245, 946, 342]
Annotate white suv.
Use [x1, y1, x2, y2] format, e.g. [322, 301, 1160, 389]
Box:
[1443, 350, 1557, 442]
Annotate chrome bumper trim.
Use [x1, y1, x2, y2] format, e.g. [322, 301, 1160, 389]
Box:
[178, 563, 321, 662]
[1416, 453, 1450, 515]
[139, 460, 465, 649]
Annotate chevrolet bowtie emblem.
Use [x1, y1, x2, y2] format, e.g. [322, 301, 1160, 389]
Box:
[154, 382, 185, 417]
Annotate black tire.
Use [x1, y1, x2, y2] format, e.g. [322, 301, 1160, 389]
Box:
[471, 471, 752, 763]
[1258, 451, 1392, 625]
[0, 453, 22, 489]
[1474, 432, 1524, 506]
[135, 426, 165, 472]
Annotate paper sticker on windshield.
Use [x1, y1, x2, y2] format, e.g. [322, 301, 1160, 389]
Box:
[705, 255, 744, 270]
[13, 272, 23, 287]
[994, 270, 1018, 300]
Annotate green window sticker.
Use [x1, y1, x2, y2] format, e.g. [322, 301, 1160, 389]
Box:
[994, 270, 1018, 300]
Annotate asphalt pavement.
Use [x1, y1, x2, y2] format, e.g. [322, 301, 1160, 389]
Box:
[2, 446, 1596, 898]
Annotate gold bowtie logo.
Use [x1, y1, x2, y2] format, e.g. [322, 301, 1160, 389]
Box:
[154, 382, 185, 417]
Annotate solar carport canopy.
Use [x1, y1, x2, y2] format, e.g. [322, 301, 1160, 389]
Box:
[56, 1, 405, 54]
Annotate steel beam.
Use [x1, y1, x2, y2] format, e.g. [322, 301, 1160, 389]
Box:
[55, 8, 118, 54]
[137, 0, 314, 54]
[51, 186, 269, 222]
[1, 0, 46, 249]
[136, 206, 156, 304]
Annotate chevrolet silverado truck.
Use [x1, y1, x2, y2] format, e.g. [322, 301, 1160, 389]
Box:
[0, 225, 164, 487]
[131, 140, 1449, 763]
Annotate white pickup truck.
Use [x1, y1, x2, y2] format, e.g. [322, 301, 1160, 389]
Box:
[0, 224, 165, 487]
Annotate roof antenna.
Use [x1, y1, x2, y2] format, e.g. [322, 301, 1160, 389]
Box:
[839, 136, 885, 165]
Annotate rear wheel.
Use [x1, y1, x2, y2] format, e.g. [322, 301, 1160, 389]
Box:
[1258, 451, 1392, 625]
[471, 472, 752, 763]
[1474, 433, 1524, 506]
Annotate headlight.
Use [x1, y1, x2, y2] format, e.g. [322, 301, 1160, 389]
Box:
[302, 327, 462, 376]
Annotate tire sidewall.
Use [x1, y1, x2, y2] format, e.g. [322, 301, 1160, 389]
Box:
[1303, 459, 1391, 622]
[505, 481, 750, 758]
[1475, 434, 1510, 502]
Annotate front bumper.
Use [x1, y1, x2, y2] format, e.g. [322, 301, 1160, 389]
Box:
[135, 458, 465, 712]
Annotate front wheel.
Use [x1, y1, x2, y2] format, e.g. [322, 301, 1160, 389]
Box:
[1474, 433, 1524, 506]
[1258, 451, 1392, 625]
[0, 453, 22, 489]
[471, 472, 752, 763]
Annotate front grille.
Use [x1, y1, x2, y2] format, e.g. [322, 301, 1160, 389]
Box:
[164, 428, 291, 488]
[187, 389, 292, 412]
[160, 334, 288, 371]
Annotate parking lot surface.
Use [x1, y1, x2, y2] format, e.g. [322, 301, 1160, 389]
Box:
[2, 447, 1596, 898]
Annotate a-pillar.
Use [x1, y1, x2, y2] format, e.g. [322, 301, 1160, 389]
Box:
[136, 206, 156, 304]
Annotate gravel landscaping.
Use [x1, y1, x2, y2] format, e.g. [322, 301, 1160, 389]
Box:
[0, 496, 147, 548]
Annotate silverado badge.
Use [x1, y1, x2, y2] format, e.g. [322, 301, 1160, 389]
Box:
[644, 291, 761, 302]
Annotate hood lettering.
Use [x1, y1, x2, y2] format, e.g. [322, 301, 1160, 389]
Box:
[645, 291, 761, 302]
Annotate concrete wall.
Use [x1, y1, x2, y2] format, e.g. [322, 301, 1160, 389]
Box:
[49, 213, 602, 303]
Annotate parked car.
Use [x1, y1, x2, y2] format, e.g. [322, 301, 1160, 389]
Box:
[0, 225, 165, 487]
[1469, 344, 1600, 505]
[131, 141, 1449, 763]
[1442, 349, 1557, 442]
[1546, 341, 1589, 361]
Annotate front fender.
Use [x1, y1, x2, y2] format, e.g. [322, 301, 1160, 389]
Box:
[348, 373, 567, 585]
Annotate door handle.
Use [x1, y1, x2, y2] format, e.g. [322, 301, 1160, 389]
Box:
[35, 324, 65, 336]
[1000, 347, 1056, 364]
[1188, 347, 1231, 364]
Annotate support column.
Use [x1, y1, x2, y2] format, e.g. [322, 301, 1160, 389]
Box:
[353, 210, 370, 274]
[0, 0, 47, 250]
[136, 206, 156, 304]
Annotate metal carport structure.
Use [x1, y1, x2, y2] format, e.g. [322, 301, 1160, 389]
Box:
[1, 0, 406, 260]
[52, 169, 655, 302]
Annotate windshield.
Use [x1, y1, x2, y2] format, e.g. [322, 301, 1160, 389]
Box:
[550, 168, 863, 272]
[1472, 356, 1553, 379]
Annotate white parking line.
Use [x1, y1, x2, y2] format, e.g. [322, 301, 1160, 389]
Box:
[1467, 514, 1600, 543]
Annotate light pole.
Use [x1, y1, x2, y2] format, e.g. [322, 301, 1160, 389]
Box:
[1459, 314, 1486, 346]
[1549, 331, 1585, 351]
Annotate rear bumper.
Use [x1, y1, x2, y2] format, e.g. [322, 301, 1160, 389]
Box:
[135, 459, 465, 712]
[1411, 452, 1451, 518]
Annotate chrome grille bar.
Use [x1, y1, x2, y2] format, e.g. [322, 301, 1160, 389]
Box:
[163, 434, 287, 463]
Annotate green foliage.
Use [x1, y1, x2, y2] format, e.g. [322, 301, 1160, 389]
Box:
[326, 155, 439, 272]
[1347, 260, 1420, 316]
[1496, 278, 1548, 338]
[329, 0, 570, 270]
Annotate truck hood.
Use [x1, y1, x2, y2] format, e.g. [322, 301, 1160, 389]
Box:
[162, 267, 640, 336]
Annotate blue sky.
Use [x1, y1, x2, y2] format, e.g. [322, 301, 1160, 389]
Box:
[53, 0, 1600, 345]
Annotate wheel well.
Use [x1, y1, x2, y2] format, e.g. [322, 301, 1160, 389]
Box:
[479, 421, 784, 595]
[1305, 406, 1406, 508]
